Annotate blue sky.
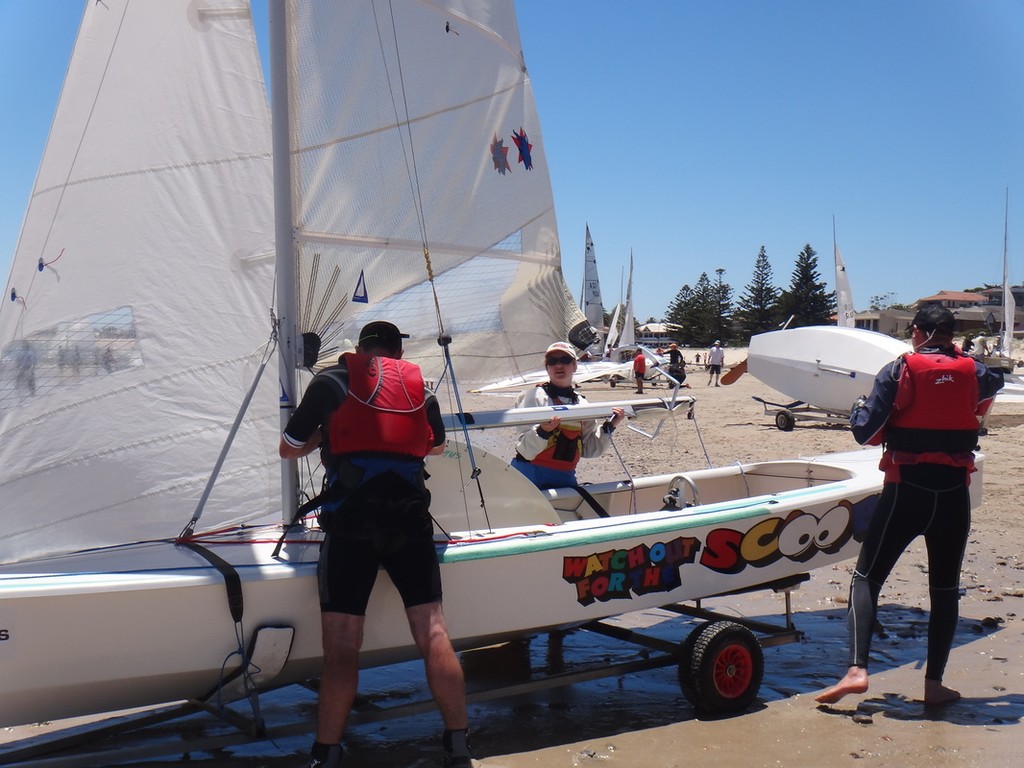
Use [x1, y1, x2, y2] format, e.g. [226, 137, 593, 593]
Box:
[1, 1, 1021, 322]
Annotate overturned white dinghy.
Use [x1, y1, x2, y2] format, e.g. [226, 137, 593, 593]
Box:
[748, 326, 912, 415]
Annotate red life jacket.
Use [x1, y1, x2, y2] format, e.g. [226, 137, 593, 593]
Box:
[884, 350, 980, 454]
[529, 422, 584, 471]
[326, 353, 433, 459]
[527, 386, 584, 471]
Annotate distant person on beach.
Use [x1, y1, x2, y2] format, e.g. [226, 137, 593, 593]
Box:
[814, 305, 1003, 707]
[279, 321, 472, 768]
[971, 334, 992, 357]
[667, 342, 689, 387]
[632, 348, 647, 394]
[511, 341, 625, 489]
[706, 340, 725, 386]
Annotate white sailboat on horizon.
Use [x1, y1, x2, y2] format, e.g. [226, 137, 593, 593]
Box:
[580, 224, 605, 352]
[833, 217, 856, 328]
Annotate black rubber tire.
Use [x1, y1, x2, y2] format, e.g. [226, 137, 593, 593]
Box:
[775, 410, 796, 432]
[683, 621, 764, 714]
[677, 621, 714, 704]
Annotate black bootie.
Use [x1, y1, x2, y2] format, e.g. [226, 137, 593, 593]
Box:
[442, 728, 473, 767]
[308, 741, 343, 767]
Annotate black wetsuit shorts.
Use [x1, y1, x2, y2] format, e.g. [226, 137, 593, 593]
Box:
[316, 472, 442, 615]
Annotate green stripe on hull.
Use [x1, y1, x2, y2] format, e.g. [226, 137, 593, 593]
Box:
[438, 481, 871, 564]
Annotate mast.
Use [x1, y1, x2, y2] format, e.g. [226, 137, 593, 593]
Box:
[270, 0, 299, 522]
[620, 252, 636, 347]
[1002, 188, 1014, 356]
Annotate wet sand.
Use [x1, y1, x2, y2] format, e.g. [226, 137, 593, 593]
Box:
[3, 350, 1022, 766]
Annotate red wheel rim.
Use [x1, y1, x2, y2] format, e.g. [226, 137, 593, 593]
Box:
[712, 643, 753, 699]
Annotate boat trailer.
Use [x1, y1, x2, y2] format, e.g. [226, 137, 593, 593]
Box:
[0, 574, 810, 767]
[752, 396, 851, 432]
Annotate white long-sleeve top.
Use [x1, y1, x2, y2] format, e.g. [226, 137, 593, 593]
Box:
[513, 384, 613, 463]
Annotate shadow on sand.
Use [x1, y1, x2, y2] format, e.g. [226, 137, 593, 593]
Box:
[1, 601, 1017, 767]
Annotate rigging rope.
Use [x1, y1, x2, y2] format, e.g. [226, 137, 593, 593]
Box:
[178, 327, 278, 539]
[368, 1, 489, 520]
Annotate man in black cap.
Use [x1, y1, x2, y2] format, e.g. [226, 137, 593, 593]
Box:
[280, 321, 471, 767]
[815, 305, 1003, 707]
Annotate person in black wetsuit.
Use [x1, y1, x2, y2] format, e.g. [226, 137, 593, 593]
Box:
[280, 321, 471, 768]
[815, 305, 1003, 706]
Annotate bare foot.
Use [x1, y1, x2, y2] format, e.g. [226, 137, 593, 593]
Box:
[814, 666, 869, 704]
[924, 679, 961, 706]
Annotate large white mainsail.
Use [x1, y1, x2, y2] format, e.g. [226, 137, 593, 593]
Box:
[282, 1, 587, 387]
[0, 1, 279, 563]
[581, 224, 605, 345]
[834, 218, 855, 328]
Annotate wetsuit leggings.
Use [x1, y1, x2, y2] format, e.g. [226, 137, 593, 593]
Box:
[847, 464, 970, 682]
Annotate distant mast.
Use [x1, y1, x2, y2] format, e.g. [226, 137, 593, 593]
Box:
[581, 224, 605, 348]
[620, 252, 636, 347]
[834, 216, 856, 328]
[1001, 188, 1014, 356]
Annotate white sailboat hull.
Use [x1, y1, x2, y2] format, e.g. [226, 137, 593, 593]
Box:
[748, 326, 911, 414]
[0, 447, 888, 728]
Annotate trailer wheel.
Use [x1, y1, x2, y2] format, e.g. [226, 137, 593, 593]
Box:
[775, 410, 795, 432]
[609, 377, 618, 388]
[682, 621, 763, 714]
[677, 621, 713, 703]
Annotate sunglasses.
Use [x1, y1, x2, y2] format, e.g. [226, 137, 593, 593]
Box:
[545, 356, 575, 366]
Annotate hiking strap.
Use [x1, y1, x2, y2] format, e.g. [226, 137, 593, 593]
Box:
[177, 539, 265, 731]
[178, 540, 244, 623]
[572, 484, 610, 518]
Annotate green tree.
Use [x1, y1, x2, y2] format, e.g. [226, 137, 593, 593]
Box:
[688, 272, 718, 346]
[665, 284, 695, 343]
[711, 268, 733, 343]
[734, 246, 779, 339]
[776, 244, 834, 327]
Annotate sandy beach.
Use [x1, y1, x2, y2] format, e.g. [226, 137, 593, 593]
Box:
[3, 349, 1021, 766]
[477, 350, 1024, 768]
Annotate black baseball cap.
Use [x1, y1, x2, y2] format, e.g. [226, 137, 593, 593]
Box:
[357, 321, 409, 348]
[911, 305, 955, 335]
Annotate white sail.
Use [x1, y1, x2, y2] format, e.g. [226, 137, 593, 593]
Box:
[0, 1, 279, 564]
[619, 253, 636, 347]
[602, 302, 622, 360]
[1001, 190, 1014, 356]
[283, 0, 586, 386]
[581, 224, 604, 344]
[834, 223, 855, 328]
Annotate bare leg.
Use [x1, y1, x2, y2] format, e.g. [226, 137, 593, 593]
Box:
[924, 678, 961, 706]
[814, 665, 869, 704]
[316, 612, 365, 744]
[406, 602, 467, 729]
